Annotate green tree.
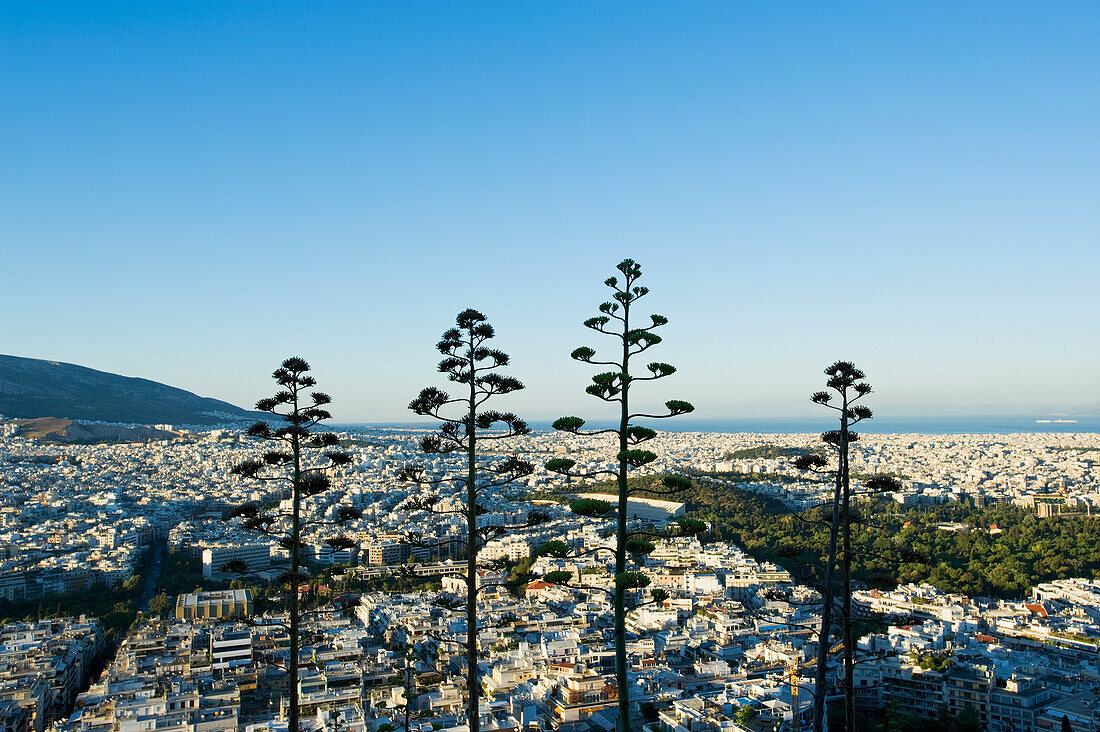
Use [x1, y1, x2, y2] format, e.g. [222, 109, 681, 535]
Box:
[955, 706, 980, 732]
[148, 591, 171, 618]
[545, 259, 697, 732]
[226, 357, 360, 732]
[398, 310, 539, 732]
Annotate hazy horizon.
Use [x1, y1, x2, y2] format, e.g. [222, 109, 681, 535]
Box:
[4, 351, 1100, 425]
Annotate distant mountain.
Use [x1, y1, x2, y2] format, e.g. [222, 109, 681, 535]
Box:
[0, 355, 264, 426]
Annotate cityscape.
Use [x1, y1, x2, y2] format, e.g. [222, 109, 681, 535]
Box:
[3, 4, 1099, 732]
[2, 381, 1100, 732]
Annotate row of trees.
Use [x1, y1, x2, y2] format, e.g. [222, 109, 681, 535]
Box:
[226, 259, 893, 732]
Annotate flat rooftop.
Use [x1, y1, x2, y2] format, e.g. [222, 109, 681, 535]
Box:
[176, 588, 253, 607]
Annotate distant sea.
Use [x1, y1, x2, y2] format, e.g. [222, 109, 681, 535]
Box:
[336, 416, 1100, 436]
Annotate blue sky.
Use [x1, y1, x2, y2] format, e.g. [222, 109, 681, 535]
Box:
[2, 2, 1098, 421]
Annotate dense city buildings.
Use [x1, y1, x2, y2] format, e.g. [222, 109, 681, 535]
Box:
[0, 422, 1099, 731]
[0, 617, 103, 732]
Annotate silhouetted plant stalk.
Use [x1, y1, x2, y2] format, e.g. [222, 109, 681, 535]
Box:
[225, 357, 361, 732]
[793, 361, 892, 732]
[397, 309, 540, 732]
[545, 259, 700, 732]
[765, 464, 908, 730]
[391, 642, 422, 732]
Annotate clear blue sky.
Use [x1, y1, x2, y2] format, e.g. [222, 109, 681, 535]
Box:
[2, 2, 1098, 421]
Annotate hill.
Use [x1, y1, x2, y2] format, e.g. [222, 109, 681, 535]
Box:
[723, 445, 814, 460]
[14, 417, 179, 444]
[0, 355, 263, 426]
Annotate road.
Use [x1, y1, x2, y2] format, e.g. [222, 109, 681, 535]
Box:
[138, 541, 165, 613]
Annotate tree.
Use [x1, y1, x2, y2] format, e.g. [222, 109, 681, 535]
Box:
[955, 706, 981, 732]
[148, 591, 171, 618]
[544, 259, 698, 732]
[225, 357, 361, 732]
[735, 705, 758, 724]
[793, 361, 878, 732]
[398, 309, 539, 732]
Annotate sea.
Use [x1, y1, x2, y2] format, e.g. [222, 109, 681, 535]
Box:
[335, 416, 1100, 436]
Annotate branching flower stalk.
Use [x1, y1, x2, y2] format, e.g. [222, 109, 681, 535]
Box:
[398, 309, 540, 732]
[389, 642, 423, 732]
[226, 357, 361, 732]
[793, 361, 877, 732]
[545, 259, 699, 732]
[766, 467, 907, 729]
